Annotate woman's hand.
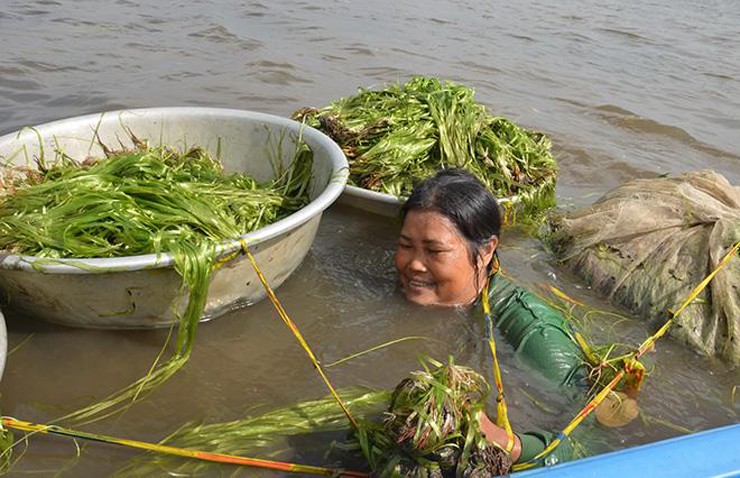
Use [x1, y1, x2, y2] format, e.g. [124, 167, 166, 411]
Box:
[477, 411, 522, 462]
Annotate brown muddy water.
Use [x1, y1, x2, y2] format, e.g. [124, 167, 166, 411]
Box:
[0, 0, 738, 476]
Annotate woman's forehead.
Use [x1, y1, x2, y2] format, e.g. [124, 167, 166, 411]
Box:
[400, 210, 463, 243]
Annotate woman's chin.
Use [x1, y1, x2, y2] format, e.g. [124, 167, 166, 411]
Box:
[402, 287, 476, 308]
[403, 288, 462, 307]
[402, 288, 440, 306]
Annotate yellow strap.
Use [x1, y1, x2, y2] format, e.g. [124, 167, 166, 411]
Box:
[238, 239, 359, 431]
[512, 370, 626, 471]
[482, 275, 516, 453]
[512, 241, 739, 470]
[1, 417, 368, 477]
[637, 241, 739, 359]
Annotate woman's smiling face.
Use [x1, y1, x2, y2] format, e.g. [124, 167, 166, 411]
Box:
[395, 209, 496, 306]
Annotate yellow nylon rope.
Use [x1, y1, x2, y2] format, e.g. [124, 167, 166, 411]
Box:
[0, 417, 368, 477]
[636, 241, 739, 360]
[512, 241, 739, 470]
[481, 269, 516, 453]
[238, 239, 360, 431]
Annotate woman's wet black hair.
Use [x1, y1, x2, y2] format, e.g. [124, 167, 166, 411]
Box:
[400, 168, 502, 275]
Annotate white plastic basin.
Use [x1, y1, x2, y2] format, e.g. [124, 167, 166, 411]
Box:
[0, 107, 348, 328]
[338, 184, 517, 217]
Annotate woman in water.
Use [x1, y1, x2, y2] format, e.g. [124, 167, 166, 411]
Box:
[395, 168, 586, 465]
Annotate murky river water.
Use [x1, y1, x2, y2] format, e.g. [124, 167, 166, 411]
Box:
[0, 0, 738, 476]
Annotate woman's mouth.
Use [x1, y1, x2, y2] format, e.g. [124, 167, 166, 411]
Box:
[407, 277, 435, 289]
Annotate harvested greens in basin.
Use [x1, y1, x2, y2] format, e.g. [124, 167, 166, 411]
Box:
[293, 76, 558, 220]
[0, 107, 348, 425]
[0, 141, 312, 259]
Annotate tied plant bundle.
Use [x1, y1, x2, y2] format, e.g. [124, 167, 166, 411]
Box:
[362, 358, 512, 478]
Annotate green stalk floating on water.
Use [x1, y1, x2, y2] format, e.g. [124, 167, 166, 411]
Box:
[116, 388, 390, 477]
[0, 137, 313, 426]
[117, 358, 512, 478]
[293, 76, 558, 221]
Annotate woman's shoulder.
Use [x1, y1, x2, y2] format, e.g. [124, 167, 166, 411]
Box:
[485, 273, 587, 387]
[487, 274, 568, 325]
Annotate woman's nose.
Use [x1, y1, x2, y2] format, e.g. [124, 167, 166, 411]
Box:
[408, 256, 427, 272]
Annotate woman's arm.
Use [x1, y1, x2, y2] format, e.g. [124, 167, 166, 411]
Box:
[478, 412, 522, 462]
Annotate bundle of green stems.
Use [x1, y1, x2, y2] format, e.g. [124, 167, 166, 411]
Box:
[0, 141, 313, 426]
[294, 76, 558, 219]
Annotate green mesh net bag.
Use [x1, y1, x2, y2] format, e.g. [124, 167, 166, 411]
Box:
[547, 170, 740, 364]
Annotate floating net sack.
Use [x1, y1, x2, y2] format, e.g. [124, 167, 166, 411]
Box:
[546, 170, 740, 364]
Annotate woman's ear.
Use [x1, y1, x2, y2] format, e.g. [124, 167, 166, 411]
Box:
[478, 236, 498, 270]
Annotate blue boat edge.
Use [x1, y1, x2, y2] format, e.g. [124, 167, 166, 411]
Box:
[512, 424, 740, 478]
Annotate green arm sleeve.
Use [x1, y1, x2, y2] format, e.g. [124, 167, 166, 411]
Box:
[517, 430, 574, 466]
[484, 275, 588, 467]
[488, 274, 587, 387]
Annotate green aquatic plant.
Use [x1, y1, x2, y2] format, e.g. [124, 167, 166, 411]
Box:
[0, 426, 13, 472]
[117, 359, 512, 478]
[532, 283, 648, 402]
[0, 137, 313, 426]
[0, 142, 311, 259]
[115, 388, 389, 477]
[293, 76, 558, 222]
[358, 357, 512, 477]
